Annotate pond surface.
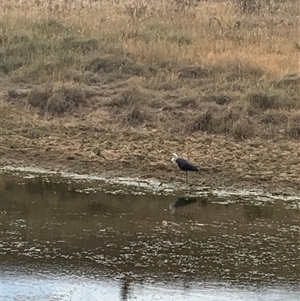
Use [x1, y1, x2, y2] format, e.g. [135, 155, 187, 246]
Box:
[0, 172, 299, 301]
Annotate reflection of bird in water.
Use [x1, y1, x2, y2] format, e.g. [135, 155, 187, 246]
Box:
[120, 275, 131, 301]
[169, 197, 197, 214]
[171, 153, 199, 184]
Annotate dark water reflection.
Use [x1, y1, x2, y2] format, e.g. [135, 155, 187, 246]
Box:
[1, 174, 299, 300]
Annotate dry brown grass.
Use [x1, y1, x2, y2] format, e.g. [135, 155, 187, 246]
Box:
[1, 0, 300, 140]
[1, 0, 299, 78]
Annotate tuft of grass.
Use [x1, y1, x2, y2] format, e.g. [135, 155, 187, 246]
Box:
[186, 101, 256, 140]
[27, 83, 87, 116]
[231, 117, 256, 140]
[0, 104, 9, 126]
[123, 106, 148, 126]
[222, 63, 265, 82]
[60, 36, 99, 54]
[203, 94, 232, 106]
[32, 19, 74, 37]
[7, 89, 29, 99]
[247, 91, 300, 111]
[235, 0, 291, 14]
[261, 111, 288, 125]
[248, 93, 279, 111]
[86, 56, 145, 76]
[20, 126, 49, 139]
[107, 88, 147, 108]
[178, 66, 210, 79]
[189, 104, 221, 133]
[287, 114, 300, 138]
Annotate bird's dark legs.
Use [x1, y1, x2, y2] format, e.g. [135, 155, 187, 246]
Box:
[171, 171, 190, 184]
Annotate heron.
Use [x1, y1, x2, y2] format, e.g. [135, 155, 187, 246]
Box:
[171, 153, 199, 184]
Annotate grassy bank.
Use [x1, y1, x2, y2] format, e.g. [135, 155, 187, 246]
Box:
[0, 0, 299, 140]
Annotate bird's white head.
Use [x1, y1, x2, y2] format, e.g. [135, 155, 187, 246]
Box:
[171, 153, 178, 165]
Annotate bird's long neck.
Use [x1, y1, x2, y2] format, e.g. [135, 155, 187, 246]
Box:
[172, 154, 178, 165]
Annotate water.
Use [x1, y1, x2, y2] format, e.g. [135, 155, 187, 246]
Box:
[0, 172, 299, 301]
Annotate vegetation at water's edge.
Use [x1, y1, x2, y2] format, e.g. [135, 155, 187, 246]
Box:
[1, 0, 299, 140]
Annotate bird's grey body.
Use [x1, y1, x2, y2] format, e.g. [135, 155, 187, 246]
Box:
[171, 153, 199, 183]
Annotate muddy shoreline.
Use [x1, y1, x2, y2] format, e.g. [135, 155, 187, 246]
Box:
[0, 130, 299, 197]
